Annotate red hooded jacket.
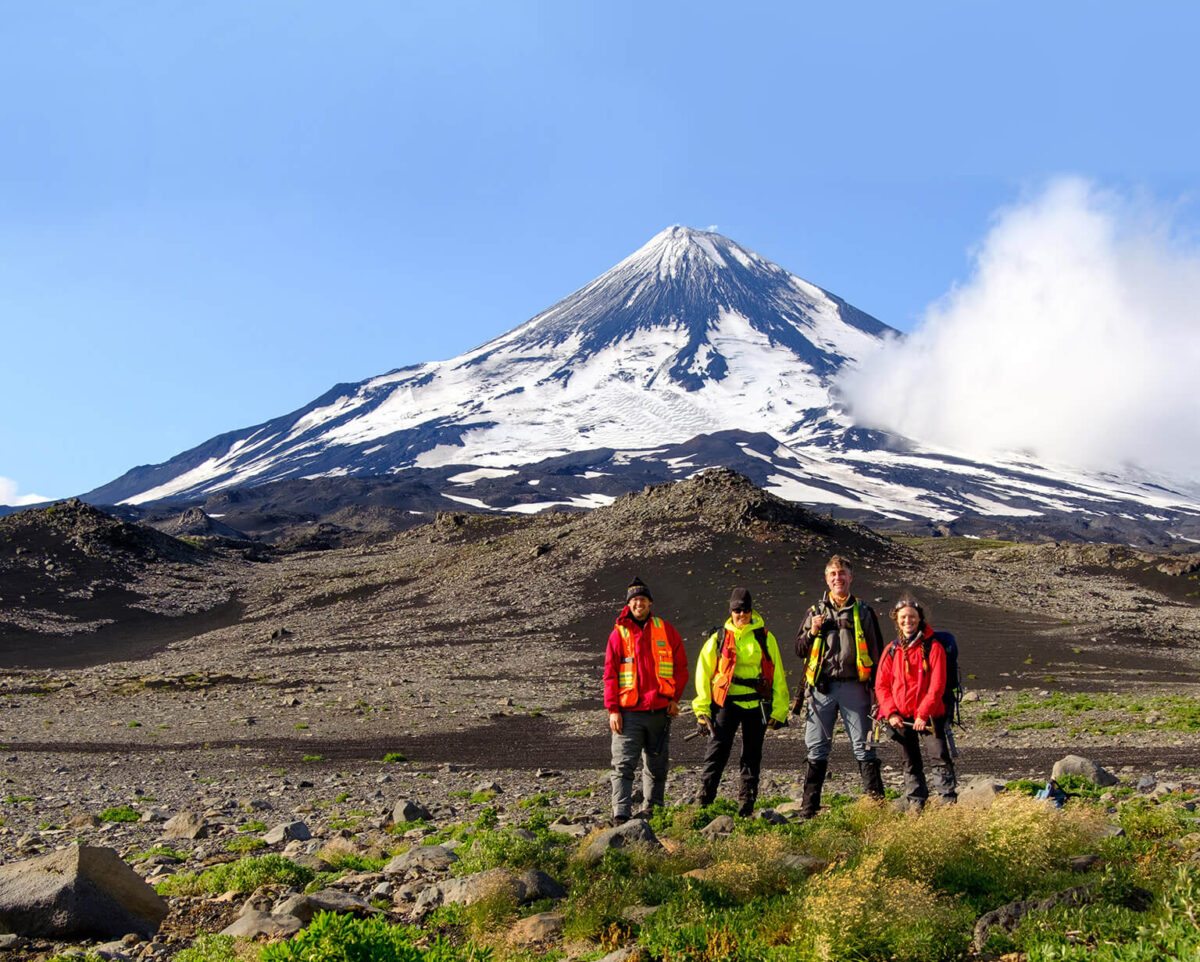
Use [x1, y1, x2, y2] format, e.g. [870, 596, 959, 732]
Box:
[874, 625, 947, 721]
[603, 607, 689, 713]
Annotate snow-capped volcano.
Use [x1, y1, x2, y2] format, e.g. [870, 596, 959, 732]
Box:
[82, 226, 1200, 543]
[87, 228, 894, 504]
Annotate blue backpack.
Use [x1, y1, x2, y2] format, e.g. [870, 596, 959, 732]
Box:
[932, 630, 963, 726]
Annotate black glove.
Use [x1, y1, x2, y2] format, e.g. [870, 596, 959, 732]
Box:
[696, 716, 712, 736]
[767, 718, 783, 731]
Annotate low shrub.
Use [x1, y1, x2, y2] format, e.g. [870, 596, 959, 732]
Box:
[156, 854, 314, 896]
[98, 805, 140, 823]
[225, 836, 267, 853]
[454, 824, 570, 876]
[870, 793, 1104, 909]
[171, 935, 238, 962]
[259, 911, 492, 961]
[795, 852, 972, 962]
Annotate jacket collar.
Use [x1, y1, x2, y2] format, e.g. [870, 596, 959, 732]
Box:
[616, 605, 651, 628]
[724, 611, 764, 634]
[822, 591, 857, 611]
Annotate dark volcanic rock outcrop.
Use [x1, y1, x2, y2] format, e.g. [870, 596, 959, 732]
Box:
[152, 507, 249, 541]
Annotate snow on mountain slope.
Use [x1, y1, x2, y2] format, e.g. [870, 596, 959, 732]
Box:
[86, 227, 894, 505]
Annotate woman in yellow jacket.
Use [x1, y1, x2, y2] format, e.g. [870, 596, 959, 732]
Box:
[693, 587, 791, 816]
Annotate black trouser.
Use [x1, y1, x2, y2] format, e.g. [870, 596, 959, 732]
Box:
[888, 716, 957, 805]
[699, 702, 767, 805]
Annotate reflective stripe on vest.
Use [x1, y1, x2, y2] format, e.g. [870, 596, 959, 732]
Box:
[712, 627, 775, 708]
[805, 600, 874, 685]
[616, 616, 676, 707]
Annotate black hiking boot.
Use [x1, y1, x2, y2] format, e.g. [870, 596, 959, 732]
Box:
[859, 758, 885, 799]
[799, 758, 828, 819]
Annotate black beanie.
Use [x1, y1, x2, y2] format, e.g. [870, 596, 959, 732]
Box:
[626, 577, 653, 603]
[729, 587, 753, 611]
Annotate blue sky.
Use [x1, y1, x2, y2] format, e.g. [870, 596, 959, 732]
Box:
[3, 1, 1199, 503]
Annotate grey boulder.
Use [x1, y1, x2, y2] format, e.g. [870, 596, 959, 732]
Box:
[0, 845, 168, 940]
[1051, 755, 1119, 787]
[392, 799, 433, 823]
[275, 889, 377, 923]
[383, 844, 457, 875]
[263, 821, 312, 844]
[161, 811, 208, 840]
[219, 909, 303, 938]
[439, 868, 525, 907]
[582, 819, 661, 865]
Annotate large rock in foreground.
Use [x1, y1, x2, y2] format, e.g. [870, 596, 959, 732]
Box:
[0, 845, 168, 940]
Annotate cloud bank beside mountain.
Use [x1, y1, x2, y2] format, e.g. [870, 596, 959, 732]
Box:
[838, 178, 1200, 482]
[0, 477, 49, 507]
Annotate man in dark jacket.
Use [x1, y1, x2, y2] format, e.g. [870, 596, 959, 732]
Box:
[794, 555, 885, 817]
[603, 577, 689, 823]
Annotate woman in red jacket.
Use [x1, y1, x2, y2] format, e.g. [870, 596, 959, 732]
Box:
[874, 593, 953, 810]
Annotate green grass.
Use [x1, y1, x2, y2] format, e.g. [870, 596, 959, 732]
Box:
[156, 854, 314, 896]
[133, 844, 186, 861]
[225, 836, 267, 853]
[259, 910, 493, 961]
[517, 791, 557, 809]
[975, 691, 1200, 735]
[98, 805, 141, 823]
[169, 935, 237, 962]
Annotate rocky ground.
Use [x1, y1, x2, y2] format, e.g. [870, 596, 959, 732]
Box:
[0, 470, 1198, 957]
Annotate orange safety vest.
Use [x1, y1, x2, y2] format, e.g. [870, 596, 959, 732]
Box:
[711, 627, 775, 707]
[616, 616, 677, 707]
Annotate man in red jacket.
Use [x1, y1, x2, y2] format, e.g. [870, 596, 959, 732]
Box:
[603, 577, 689, 824]
[874, 593, 953, 810]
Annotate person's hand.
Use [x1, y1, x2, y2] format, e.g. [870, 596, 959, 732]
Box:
[696, 715, 712, 737]
[913, 716, 928, 732]
[889, 712, 904, 730]
[666, 700, 680, 718]
[810, 613, 824, 635]
[608, 711, 623, 734]
[767, 717, 783, 731]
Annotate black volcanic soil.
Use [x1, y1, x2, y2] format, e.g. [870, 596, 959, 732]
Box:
[0, 471, 1198, 847]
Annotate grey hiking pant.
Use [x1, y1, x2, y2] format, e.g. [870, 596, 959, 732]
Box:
[804, 679, 877, 763]
[610, 708, 670, 817]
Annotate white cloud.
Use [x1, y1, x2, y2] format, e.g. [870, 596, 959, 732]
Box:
[837, 177, 1200, 482]
[0, 477, 51, 507]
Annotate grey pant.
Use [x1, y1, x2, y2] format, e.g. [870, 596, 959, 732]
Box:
[804, 680, 877, 763]
[610, 709, 670, 817]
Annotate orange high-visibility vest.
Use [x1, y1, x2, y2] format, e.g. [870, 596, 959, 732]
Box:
[711, 627, 775, 707]
[616, 617, 677, 707]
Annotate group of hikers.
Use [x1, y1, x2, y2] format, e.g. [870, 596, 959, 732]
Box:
[602, 555, 959, 823]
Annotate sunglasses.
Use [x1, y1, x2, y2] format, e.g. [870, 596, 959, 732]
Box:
[730, 605, 751, 614]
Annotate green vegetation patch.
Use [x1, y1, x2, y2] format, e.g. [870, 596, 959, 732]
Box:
[156, 854, 314, 896]
[260, 910, 492, 961]
[975, 690, 1200, 735]
[99, 805, 141, 823]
